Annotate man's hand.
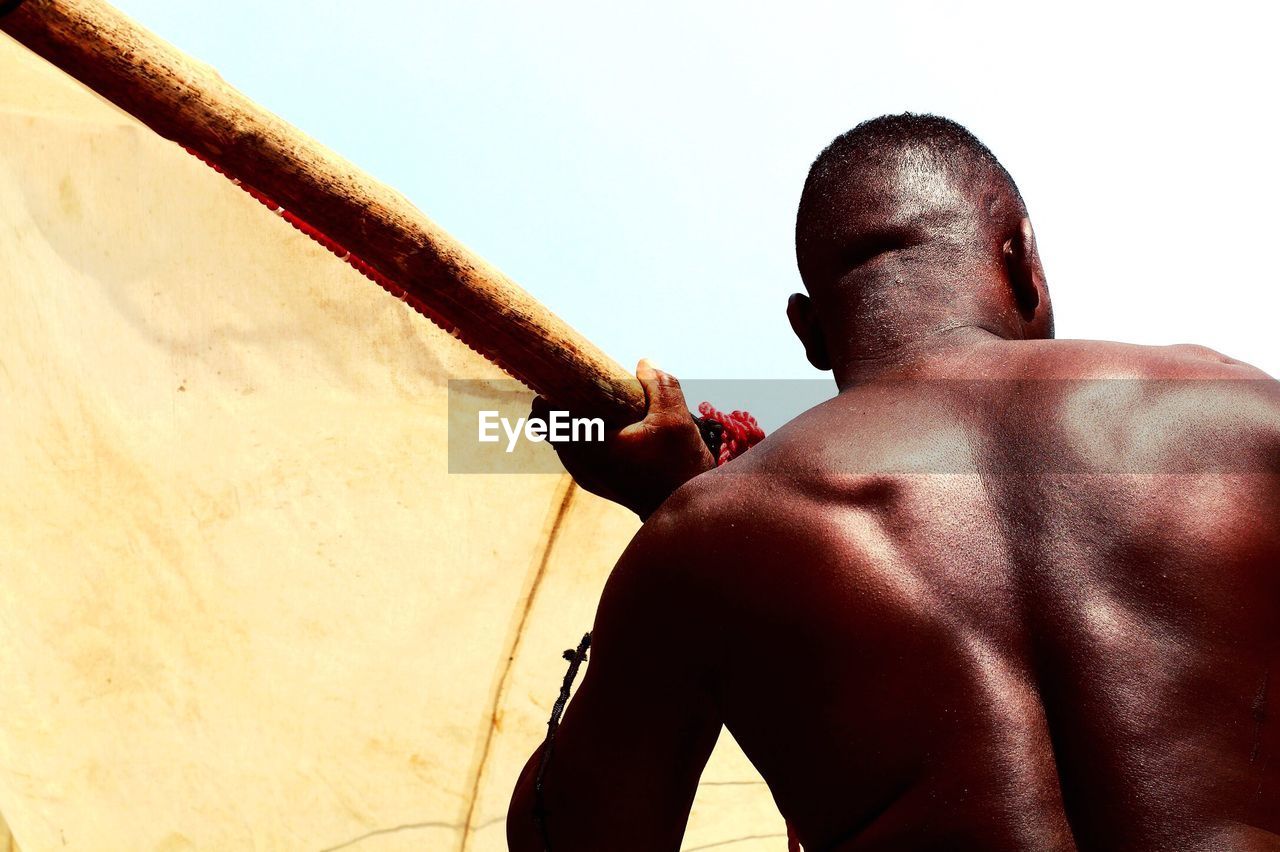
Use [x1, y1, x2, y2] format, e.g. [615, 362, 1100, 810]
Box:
[532, 359, 715, 520]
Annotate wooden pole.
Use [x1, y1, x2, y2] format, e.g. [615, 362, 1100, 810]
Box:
[0, 0, 647, 422]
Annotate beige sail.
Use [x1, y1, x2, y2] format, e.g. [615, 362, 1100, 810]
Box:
[0, 35, 784, 851]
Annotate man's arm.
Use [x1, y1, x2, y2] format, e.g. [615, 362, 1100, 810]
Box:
[507, 509, 721, 851]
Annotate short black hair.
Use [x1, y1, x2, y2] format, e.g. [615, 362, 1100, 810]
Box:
[796, 113, 1023, 262]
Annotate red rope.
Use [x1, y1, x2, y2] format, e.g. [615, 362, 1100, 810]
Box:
[698, 401, 766, 465]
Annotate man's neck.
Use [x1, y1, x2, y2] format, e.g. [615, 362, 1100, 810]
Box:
[831, 323, 1008, 390]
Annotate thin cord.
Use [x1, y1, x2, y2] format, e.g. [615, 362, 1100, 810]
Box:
[533, 632, 592, 851]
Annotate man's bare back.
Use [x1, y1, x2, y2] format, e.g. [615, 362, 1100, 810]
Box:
[508, 338, 1279, 851]
[509, 116, 1280, 850]
[679, 339, 1278, 849]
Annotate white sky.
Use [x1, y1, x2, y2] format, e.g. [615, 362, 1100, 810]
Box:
[112, 1, 1280, 386]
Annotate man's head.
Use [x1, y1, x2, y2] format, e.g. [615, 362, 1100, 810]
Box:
[789, 113, 1053, 377]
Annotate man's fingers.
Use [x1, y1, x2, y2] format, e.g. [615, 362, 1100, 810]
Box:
[637, 358, 690, 420]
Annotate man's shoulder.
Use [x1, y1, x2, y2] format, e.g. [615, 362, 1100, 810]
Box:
[636, 442, 893, 591]
[1121, 340, 1273, 382]
[1020, 339, 1280, 471]
[621, 461, 892, 641]
[596, 466, 827, 651]
[643, 460, 807, 544]
[1021, 338, 1271, 380]
[1114, 341, 1277, 433]
[628, 449, 851, 580]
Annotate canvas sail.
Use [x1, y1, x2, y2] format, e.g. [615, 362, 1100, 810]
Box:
[0, 35, 783, 851]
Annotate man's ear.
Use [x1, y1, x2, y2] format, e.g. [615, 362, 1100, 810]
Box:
[787, 293, 832, 371]
[1002, 217, 1053, 338]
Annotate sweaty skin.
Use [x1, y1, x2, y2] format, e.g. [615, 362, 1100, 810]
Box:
[509, 118, 1280, 850]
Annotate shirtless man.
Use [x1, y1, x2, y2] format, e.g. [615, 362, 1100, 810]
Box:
[507, 114, 1280, 851]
